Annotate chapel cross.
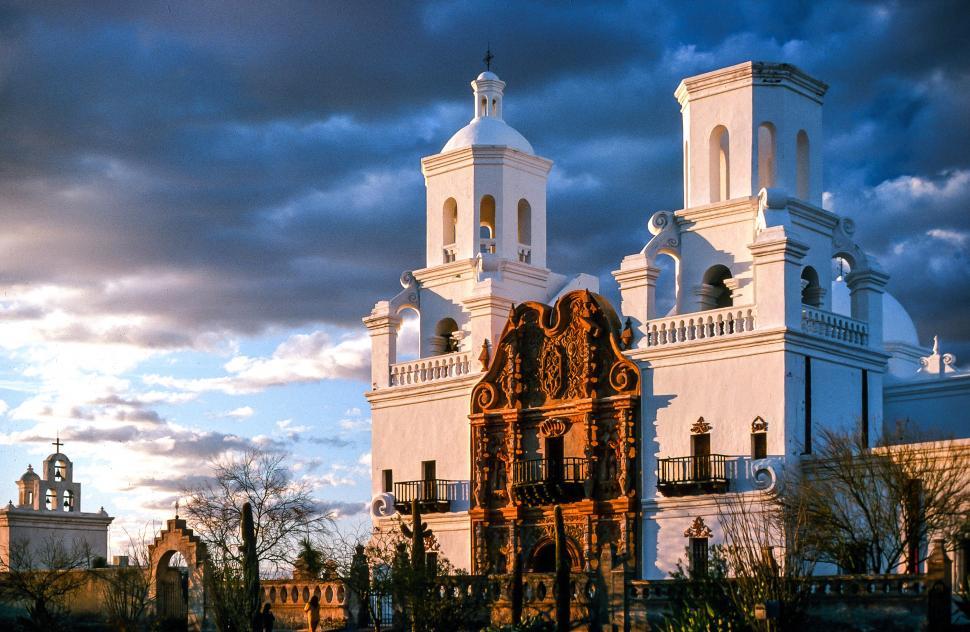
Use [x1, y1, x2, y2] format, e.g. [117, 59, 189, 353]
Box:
[483, 46, 494, 71]
[52, 435, 64, 452]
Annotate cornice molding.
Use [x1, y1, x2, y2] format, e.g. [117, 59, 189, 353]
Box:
[421, 146, 553, 179]
[675, 61, 828, 107]
[366, 373, 481, 407]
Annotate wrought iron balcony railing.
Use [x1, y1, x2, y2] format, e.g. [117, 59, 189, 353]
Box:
[656, 454, 729, 496]
[511, 457, 588, 505]
[393, 479, 461, 514]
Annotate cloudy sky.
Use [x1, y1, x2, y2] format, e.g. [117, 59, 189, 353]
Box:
[0, 1, 968, 551]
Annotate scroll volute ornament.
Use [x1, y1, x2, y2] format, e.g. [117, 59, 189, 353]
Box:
[751, 416, 768, 433]
[470, 290, 639, 414]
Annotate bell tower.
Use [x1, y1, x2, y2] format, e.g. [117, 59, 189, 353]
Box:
[422, 70, 552, 269]
[676, 61, 828, 208]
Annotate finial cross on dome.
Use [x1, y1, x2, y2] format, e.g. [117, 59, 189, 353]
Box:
[52, 434, 64, 453]
[483, 45, 494, 71]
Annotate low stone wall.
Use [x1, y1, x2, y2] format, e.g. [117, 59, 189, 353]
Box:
[626, 573, 950, 630]
[260, 579, 353, 631]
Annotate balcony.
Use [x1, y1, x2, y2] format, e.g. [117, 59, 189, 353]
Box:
[801, 306, 869, 346]
[644, 306, 756, 348]
[393, 479, 461, 514]
[656, 455, 729, 496]
[511, 458, 588, 505]
[388, 351, 475, 387]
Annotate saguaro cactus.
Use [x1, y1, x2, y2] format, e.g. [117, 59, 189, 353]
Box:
[400, 499, 431, 576]
[241, 501, 260, 631]
[554, 505, 570, 632]
[400, 499, 433, 631]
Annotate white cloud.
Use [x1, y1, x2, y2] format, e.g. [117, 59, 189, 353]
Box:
[926, 228, 969, 247]
[144, 329, 370, 395]
[223, 406, 255, 419]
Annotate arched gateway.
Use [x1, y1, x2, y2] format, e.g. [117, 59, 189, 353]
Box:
[148, 516, 209, 632]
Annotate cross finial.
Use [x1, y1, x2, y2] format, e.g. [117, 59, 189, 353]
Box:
[483, 45, 494, 71]
[52, 434, 64, 453]
[174, 499, 180, 519]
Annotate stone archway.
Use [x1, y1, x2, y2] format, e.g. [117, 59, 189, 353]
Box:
[148, 517, 209, 632]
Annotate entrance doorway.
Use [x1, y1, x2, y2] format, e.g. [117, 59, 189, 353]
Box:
[156, 550, 189, 631]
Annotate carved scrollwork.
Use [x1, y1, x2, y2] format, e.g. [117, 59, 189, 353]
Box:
[608, 361, 638, 393]
[684, 516, 713, 539]
[691, 417, 712, 434]
[538, 339, 564, 399]
[751, 416, 768, 433]
[538, 417, 569, 438]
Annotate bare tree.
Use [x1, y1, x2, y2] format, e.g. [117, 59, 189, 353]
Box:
[182, 448, 332, 574]
[715, 492, 815, 629]
[0, 535, 92, 631]
[783, 425, 970, 574]
[181, 448, 332, 631]
[97, 527, 156, 632]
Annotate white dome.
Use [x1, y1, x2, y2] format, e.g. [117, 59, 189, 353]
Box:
[830, 279, 919, 346]
[441, 116, 534, 155]
[477, 71, 500, 81]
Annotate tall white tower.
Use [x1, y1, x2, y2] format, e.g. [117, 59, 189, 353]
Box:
[365, 69, 588, 570]
[676, 61, 827, 208]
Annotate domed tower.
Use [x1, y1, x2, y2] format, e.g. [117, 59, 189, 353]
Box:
[16, 465, 40, 509]
[364, 66, 593, 572]
[423, 70, 552, 269]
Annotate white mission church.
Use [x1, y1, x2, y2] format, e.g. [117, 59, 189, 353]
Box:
[363, 61, 969, 582]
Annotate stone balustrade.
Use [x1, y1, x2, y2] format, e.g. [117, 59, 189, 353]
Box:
[801, 306, 869, 346]
[644, 306, 756, 347]
[260, 579, 351, 631]
[388, 351, 475, 387]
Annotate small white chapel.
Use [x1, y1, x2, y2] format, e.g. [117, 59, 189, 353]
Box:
[0, 438, 113, 564]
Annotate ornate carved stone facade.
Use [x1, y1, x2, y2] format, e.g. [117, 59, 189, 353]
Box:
[469, 290, 640, 579]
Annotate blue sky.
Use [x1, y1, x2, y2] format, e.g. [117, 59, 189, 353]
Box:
[0, 1, 968, 551]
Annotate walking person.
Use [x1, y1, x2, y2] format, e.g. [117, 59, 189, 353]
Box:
[304, 594, 320, 632]
[260, 602, 275, 632]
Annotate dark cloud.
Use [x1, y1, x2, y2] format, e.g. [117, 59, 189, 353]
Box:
[0, 1, 967, 354]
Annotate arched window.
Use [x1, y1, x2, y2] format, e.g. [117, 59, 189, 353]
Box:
[396, 307, 420, 362]
[709, 126, 730, 202]
[479, 97, 487, 118]
[654, 252, 680, 318]
[517, 199, 531, 246]
[54, 460, 66, 481]
[442, 198, 457, 263]
[801, 266, 822, 307]
[796, 130, 810, 200]
[757, 122, 776, 190]
[64, 489, 75, 512]
[45, 489, 56, 511]
[442, 198, 457, 246]
[480, 195, 496, 253]
[701, 265, 733, 309]
[432, 318, 460, 355]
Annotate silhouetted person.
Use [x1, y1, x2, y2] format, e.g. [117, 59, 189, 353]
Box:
[261, 602, 275, 632]
[304, 594, 320, 632]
